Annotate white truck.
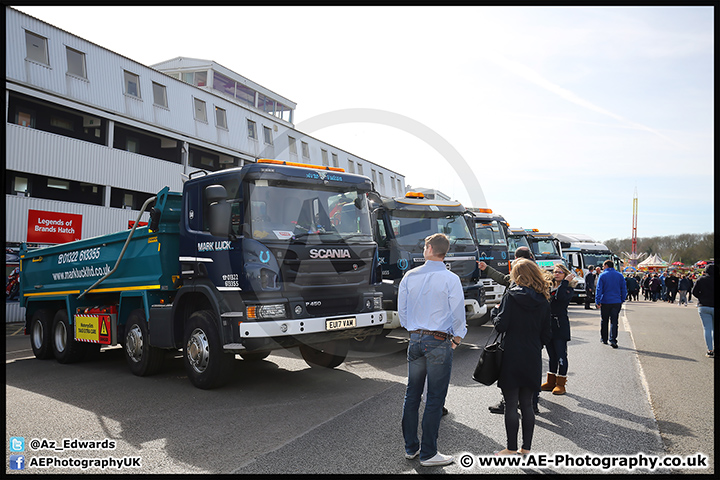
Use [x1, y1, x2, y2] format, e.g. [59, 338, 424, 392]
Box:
[554, 233, 620, 304]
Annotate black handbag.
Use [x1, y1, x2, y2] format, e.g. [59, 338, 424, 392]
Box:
[472, 329, 505, 386]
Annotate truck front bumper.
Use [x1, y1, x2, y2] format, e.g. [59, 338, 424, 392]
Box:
[233, 311, 386, 340]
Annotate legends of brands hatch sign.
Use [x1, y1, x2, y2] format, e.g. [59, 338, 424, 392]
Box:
[27, 209, 82, 244]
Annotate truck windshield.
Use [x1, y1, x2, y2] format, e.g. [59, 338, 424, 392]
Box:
[248, 179, 372, 243]
[531, 239, 562, 259]
[474, 220, 507, 246]
[582, 252, 612, 268]
[508, 234, 530, 253]
[387, 211, 475, 249]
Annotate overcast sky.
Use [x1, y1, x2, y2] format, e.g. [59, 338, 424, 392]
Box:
[13, 6, 714, 243]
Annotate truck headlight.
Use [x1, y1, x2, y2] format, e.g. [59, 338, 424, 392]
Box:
[247, 304, 286, 319]
[373, 296, 382, 310]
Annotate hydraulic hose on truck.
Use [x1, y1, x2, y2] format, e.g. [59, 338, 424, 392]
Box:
[77, 195, 157, 300]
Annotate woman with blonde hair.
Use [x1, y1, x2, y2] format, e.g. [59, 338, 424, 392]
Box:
[540, 263, 575, 395]
[492, 258, 552, 456]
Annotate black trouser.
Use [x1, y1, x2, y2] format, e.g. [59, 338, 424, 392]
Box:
[585, 290, 594, 309]
[501, 386, 535, 451]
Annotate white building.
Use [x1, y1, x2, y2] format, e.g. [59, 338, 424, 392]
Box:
[4, 6, 405, 320]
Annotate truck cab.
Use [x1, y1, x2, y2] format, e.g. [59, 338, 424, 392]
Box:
[507, 227, 531, 262]
[466, 208, 510, 309]
[525, 230, 566, 272]
[372, 192, 485, 330]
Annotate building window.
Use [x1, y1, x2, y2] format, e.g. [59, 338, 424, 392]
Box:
[215, 106, 228, 129]
[247, 120, 257, 140]
[13, 176, 29, 195]
[263, 126, 273, 145]
[356, 163, 363, 175]
[390, 176, 396, 195]
[124, 70, 141, 98]
[47, 178, 70, 190]
[378, 172, 385, 191]
[65, 47, 86, 78]
[213, 71, 235, 97]
[14, 107, 36, 128]
[371, 169, 378, 184]
[152, 82, 168, 108]
[5, 170, 104, 206]
[347, 159, 355, 173]
[25, 31, 49, 65]
[110, 187, 153, 210]
[301, 141, 310, 159]
[50, 116, 74, 131]
[276, 103, 292, 122]
[331, 153, 339, 168]
[236, 84, 256, 107]
[126, 137, 139, 153]
[183, 71, 207, 87]
[397, 178, 402, 195]
[321, 149, 329, 166]
[188, 148, 221, 172]
[258, 94, 275, 115]
[288, 136, 297, 155]
[193, 98, 207, 122]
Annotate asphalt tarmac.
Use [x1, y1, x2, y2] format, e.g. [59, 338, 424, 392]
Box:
[5, 299, 714, 474]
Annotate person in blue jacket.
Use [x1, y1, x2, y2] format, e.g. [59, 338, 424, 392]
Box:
[595, 260, 627, 348]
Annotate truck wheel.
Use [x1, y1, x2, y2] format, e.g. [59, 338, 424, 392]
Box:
[30, 308, 54, 359]
[300, 340, 349, 369]
[124, 309, 164, 376]
[183, 310, 234, 389]
[51, 309, 86, 364]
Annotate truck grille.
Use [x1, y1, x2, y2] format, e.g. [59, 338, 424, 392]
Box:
[303, 295, 360, 317]
[282, 258, 370, 287]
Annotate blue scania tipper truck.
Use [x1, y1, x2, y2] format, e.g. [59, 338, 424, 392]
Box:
[20, 159, 385, 389]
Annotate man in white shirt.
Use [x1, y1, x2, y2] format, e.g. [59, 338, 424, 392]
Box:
[399, 233, 466, 467]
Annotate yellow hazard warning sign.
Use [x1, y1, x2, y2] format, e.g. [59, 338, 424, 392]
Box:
[75, 314, 113, 345]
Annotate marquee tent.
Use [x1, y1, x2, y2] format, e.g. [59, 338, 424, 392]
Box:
[638, 254, 668, 269]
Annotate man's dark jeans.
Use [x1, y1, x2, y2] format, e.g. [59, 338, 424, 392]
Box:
[600, 303, 622, 345]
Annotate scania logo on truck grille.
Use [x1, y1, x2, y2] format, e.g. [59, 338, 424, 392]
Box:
[308, 248, 351, 259]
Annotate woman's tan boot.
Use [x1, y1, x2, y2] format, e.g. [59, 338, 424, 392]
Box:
[541, 372, 557, 391]
[552, 375, 567, 395]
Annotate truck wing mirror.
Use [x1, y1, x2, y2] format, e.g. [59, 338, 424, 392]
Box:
[206, 185, 231, 238]
[366, 191, 382, 205]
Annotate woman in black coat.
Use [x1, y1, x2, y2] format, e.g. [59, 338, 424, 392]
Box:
[541, 264, 575, 395]
[493, 258, 552, 455]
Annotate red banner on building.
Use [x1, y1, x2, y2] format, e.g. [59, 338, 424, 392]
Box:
[27, 209, 82, 244]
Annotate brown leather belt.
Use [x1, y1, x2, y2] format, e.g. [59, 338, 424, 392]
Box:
[410, 330, 451, 340]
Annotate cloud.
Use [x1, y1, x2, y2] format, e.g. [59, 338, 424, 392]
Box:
[480, 51, 685, 148]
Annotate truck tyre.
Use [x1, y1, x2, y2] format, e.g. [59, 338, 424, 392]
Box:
[124, 309, 164, 376]
[183, 310, 234, 389]
[51, 309, 86, 364]
[300, 340, 349, 369]
[30, 308, 54, 360]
